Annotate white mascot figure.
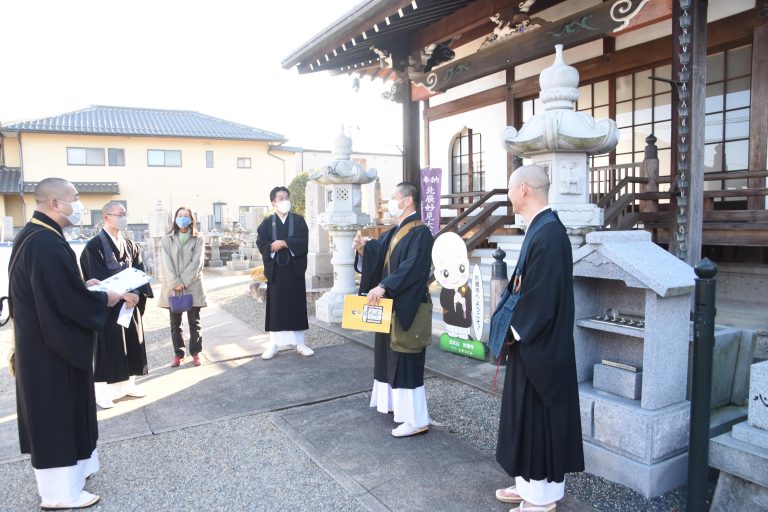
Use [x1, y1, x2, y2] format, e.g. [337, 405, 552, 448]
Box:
[432, 232, 472, 339]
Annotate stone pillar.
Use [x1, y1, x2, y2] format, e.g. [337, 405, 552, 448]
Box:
[305, 180, 332, 289]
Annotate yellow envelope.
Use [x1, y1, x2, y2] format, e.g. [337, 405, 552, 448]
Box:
[341, 295, 393, 333]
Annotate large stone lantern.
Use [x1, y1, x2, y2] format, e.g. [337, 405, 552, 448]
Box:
[310, 131, 377, 323]
[503, 44, 618, 239]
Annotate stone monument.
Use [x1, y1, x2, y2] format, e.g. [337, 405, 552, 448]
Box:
[310, 130, 377, 323]
[572, 230, 696, 497]
[305, 179, 333, 289]
[147, 200, 167, 278]
[502, 44, 618, 244]
[709, 360, 768, 510]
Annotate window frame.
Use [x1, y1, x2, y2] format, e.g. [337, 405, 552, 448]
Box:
[108, 148, 125, 167]
[67, 147, 105, 166]
[237, 157, 252, 169]
[147, 149, 182, 167]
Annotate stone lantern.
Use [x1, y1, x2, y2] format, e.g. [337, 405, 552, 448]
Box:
[503, 44, 619, 244]
[310, 130, 378, 323]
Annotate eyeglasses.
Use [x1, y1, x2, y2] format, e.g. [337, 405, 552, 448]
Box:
[106, 213, 129, 218]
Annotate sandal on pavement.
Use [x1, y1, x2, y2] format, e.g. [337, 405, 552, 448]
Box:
[496, 485, 523, 504]
[41, 491, 100, 510]
[510, 500, 557, 512]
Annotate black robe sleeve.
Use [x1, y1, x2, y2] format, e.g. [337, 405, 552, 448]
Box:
[28, 237, 109, 371]
[355, 238, 384, 295]
[510, 221, 575, 407]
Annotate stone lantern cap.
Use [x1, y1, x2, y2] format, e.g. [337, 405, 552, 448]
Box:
[573, 231, 696, 297]
[310, 129, 378, 185]
[503, 44, 619, 157]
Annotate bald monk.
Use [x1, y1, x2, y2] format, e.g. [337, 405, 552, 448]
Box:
[490, 165, 584, 511]
[9, 178, 123, 509]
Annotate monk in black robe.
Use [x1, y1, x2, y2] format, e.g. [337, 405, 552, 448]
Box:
[256, 186, 312, 359]
[354, 182, 434, 438]
[80, 201, 154, 409]
[9, 178, 121, 509]
[492, 165, 584, 511]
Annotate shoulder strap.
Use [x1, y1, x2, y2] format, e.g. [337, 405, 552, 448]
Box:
[511, 210, 558, 288]
[384, 220, 423, 271]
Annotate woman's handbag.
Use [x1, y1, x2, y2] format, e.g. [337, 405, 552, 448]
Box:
[169, 289, 193, 314]
[390, 296, 433, 353]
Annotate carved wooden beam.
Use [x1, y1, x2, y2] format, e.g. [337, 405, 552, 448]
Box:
[409, 0, 651, 93]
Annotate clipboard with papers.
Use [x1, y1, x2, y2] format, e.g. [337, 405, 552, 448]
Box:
[341, 295, 393, 333]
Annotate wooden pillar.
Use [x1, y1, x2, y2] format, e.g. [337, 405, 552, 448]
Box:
[402, 81, 421, 189]
[423, 97, 430, 168]
[687, 0, 706, 266]
[748, 24, 768, 209]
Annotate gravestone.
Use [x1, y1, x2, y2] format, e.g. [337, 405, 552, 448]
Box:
[305, 180, 332, 290]
[709, 360, 768, 510]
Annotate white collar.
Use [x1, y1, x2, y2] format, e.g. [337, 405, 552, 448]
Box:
[522, 205, 551, 226]
[103, 228, 123, 248]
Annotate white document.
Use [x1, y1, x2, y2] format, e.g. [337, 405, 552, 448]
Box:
[87, 267, 152, 294]
[117, 304, 135, 327]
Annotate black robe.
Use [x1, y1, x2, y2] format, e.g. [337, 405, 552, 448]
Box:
[356, 213, 434, 389]
[440, 284, 472, 329]
[80, 230, 154, 383]
[256, 212, 309, 332]
[10, 211, 109, 469]
[495, 209, 584, 483]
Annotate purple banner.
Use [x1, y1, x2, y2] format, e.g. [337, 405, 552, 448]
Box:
[420, 167, 442, 236]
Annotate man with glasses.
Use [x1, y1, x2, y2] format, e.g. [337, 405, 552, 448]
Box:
[80, 201, 154, 409]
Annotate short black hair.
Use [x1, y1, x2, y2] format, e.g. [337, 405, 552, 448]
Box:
[270, 186, 290, 203]
[396, 182, 419, 210]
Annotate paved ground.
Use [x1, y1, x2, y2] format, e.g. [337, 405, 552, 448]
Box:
[0, 274, 713, 511]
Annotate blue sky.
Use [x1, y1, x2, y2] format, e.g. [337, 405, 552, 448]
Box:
[1, 0, 403, 152]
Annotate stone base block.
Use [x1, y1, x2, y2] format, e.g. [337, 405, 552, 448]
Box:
[593, 363, 642, 400]
[306, 274, 333, 290]
[732, 421, 768, 451]
[710, 430, 768, 488]
[709, 405, 748, 438]
[207, 260, 224, 268]
[711, 471, 768, 512]
[580, 383, 689, 464]
[583, 441, 688, 498]
[227, 261, 249, 271]
[315, 291, 353, 324]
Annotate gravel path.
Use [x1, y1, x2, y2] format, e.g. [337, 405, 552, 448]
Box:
[0, 280, 716, 511]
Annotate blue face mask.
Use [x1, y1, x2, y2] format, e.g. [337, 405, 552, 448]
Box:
[176, 216, 192, 229]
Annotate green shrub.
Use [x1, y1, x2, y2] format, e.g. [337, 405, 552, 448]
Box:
[288, 172, 310, 217]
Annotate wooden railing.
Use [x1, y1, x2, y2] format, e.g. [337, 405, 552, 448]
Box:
[437, 188, 514, 252]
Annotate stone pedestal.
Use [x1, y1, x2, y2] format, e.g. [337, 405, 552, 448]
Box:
[710, 360, 768, 510]
[305, 180, 332, 290]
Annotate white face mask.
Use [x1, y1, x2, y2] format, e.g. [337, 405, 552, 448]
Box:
[276, 200, 291, 214]
[111, 216, 128, 231]
[387, 198, 404, 218]
[59, 199, 84, 225]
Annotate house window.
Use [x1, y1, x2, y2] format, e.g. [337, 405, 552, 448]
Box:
[206, 150, 214, 168]
[237, 157, 252, 168]
[147, 149, 182, 167]
[576, 80, 612, 168]
[67, 147, 105, 166]
[450, 128, 483, 193]
[108, 148, 125, 166]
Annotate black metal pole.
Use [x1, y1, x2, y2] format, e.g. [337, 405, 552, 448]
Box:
[686, 257, 717, 511]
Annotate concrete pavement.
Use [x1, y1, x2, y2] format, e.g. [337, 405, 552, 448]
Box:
[0, 278, 600, 511]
